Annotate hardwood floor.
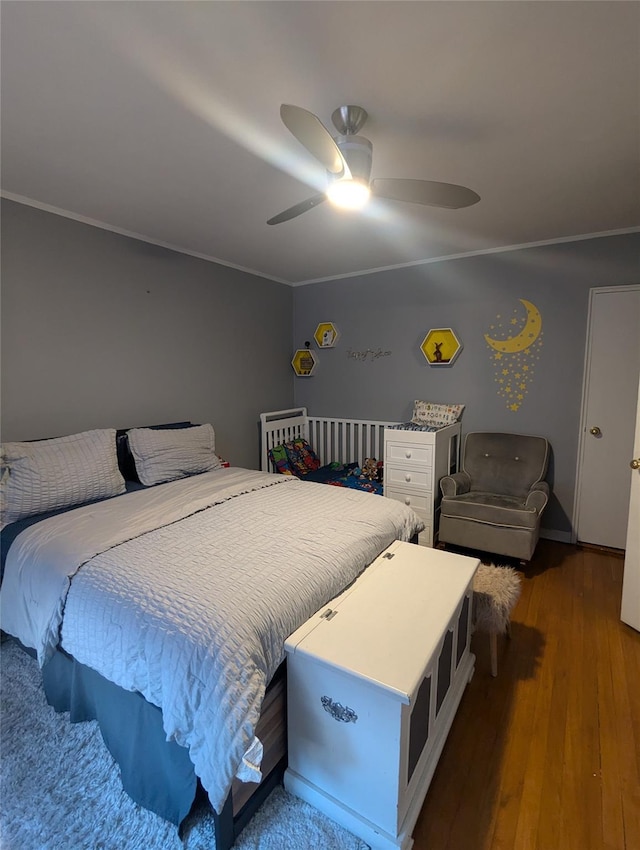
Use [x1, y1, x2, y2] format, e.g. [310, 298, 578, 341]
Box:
[413, 539, 640, 850]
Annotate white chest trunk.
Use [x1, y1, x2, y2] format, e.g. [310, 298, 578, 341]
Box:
[284, 541, 478, 850]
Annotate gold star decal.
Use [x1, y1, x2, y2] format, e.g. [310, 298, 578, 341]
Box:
[485, 300, 543, 413]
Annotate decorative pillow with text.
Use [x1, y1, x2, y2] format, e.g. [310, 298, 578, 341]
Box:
[412, 401, 465, 428]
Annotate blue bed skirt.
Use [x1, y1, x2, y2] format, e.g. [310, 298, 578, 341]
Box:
[41, 648, 198, 825]
[36, 643, 286, 848]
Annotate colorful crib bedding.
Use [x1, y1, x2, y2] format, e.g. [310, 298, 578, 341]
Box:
[267, 440, 384, 494]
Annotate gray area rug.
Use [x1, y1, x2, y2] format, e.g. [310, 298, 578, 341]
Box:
[0, 640, 367, 850]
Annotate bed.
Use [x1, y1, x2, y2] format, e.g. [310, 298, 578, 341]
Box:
[0, 420, 424, 848]
[260, 407, 399, 494]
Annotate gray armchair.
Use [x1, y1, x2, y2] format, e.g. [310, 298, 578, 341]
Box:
[438, 432, 550, 562]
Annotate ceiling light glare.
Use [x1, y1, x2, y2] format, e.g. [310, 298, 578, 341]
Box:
[326, 178, 371, 210]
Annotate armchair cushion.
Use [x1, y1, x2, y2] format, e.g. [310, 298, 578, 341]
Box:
[440, 492, 541, 530]
[461, 432, 549, 497]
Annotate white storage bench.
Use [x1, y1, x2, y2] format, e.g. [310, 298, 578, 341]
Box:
[284, 540, 479, 850]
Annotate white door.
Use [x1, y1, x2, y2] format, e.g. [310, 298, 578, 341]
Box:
[575, 286, 640, 549]
[621, 375, 640, 631]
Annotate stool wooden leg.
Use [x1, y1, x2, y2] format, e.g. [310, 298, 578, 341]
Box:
[489, 632, 498, 677]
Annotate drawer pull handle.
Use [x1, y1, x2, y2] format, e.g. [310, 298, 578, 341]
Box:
[405, 498, 411, 505]
[405, 451, 412, 458]
[321, 696, 358, 724]
[405, 474, 411, 482]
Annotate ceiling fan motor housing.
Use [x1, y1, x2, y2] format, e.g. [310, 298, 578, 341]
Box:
[330, 135, 373, 185]
[331, 105, 368, 135]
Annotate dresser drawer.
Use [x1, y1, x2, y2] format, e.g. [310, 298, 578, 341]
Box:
[384, 487, 433, 514]
[386, 489, 433, 547]
[385, 465, 432, 491]
[385, 441, 433, 468]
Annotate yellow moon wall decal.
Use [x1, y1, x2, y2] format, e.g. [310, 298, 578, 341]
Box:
[485, 299, 544, 412]
[484, 299, 542, 353]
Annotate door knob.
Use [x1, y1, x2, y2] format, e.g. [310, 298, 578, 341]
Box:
[631, 458, 640, 470]
[589, 426, 602, 437]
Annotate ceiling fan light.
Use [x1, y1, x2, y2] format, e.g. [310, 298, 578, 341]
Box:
[326, 178, 371, 210]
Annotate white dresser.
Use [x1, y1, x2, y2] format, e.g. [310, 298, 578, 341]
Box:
[284, 541, 479, 850]
[383, 423, 461, 547]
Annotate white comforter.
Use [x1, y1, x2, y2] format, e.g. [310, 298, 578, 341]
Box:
[0, 468, 423, 813]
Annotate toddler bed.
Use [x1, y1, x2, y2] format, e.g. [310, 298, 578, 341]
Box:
[0, 421, 424, 849]
[260, 407, 400, 494]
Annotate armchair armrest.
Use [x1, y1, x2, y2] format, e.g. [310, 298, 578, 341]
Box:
[525, 481, 549, 514]
[440, 471, 471, 498]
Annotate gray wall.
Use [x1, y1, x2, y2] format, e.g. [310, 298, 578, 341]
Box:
[1, 199, 294, 469]
[3, 196, 638, 536]
[292, 233, 640, 538]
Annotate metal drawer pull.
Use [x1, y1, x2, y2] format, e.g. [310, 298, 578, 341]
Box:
[405, 474, 411, 482]
[321, 696, 358, 724]
[405, 497, 411, 505]
[405, 450, 412, 458]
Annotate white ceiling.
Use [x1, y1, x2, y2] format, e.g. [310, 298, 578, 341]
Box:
[2, 1, 638, 285]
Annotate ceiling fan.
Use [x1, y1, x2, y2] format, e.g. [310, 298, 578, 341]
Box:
[267, 104, 480, 225]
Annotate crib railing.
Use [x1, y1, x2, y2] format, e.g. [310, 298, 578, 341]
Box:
[306, 415, 398, 468]
[260, 408, 399, 472]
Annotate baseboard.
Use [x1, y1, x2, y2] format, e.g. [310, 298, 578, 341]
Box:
[577, 541, 625, 557]
[539, 528, 572, 544]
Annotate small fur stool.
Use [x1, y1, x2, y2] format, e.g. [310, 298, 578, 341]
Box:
[472, 564, 522, 677]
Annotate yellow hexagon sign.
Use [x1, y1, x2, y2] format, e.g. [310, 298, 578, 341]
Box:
[291, 348, 317, 376]
[421, 328, 463, 366]
[314, 322, 339, 348]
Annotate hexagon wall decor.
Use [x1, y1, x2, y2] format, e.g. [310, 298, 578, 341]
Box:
[314, 322, 339, 348]
[291, 347, 317, 376]
[421, 328, 463, 366]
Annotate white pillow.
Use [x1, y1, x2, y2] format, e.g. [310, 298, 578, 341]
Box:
[412, 401, 465, 428]
[1, 429, 125, 527]
[128, 424, 221, 486]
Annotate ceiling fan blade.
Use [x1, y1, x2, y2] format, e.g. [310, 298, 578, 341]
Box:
[267, 193, 327, 226]
[371, 178, 480, 209]
[280, 104, 348, 176]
